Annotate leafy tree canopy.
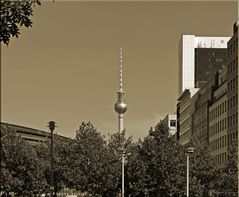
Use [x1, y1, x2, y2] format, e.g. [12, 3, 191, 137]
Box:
[1, 0, 41, 45]
[1, 125, 47, 195]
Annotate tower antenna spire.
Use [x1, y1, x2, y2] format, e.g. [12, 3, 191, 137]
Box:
[119, 47, 123, 92]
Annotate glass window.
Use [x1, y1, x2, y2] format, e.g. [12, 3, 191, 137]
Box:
[233, 114, 236, 125]
[170, 120, 176, 127]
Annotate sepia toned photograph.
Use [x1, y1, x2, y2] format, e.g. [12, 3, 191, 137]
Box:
[0, 0, 238, 196]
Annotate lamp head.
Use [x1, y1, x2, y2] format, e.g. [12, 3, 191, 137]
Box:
[48, 121, 56, 132]
[186, 146, 195, 153]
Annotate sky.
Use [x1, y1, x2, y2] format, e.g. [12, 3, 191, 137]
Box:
[1, 1, 238, 140]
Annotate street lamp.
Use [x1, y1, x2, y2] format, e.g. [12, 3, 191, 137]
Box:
[186, 146, 195, 197]
[47, 121, 56, 197]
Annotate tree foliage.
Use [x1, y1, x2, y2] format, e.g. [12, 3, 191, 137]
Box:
[63, 122, 120, 196]
[217, 139, 238, 196]
[127, 121, 222, 197]
[1, 125, 47, 195]
[127, 121, 188, 196]
[1, 121, 237, 196]
[107, 130, 135, 196]
[0, 0, 40, 45]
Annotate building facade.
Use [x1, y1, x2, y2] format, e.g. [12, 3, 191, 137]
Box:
[161, 114, 177, 137]
[208, 66, 228, 165]
[1, 122, 69, 145]
[226, 22, 238, 151]
[192, 76, 216, 147]
[177, 22, 238, 167]
[195, 48, 228, 88]
[179, 35, 230, 94]
[177, 88, 199, 145]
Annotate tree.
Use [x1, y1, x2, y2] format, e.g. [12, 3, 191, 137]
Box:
[217, 139, 238, 196]
[34, 134, 71, 195]
[64, 121, 118, 196]
[187, 138, 220, 196]
[128, 121, 188, 196]
[0, 0, 41, 45]
[1, 125, 47, 196]
[51, 135, 74, 194]
[107, 130, 135, 196]
[127, 121, 220, 197]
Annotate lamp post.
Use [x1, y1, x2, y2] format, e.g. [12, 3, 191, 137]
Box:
[48, 121, 56, 197]
[122, 150, 125, 197]
[0, 126, 3, 195]
[186, 146, 195, 197]
[121, 147, 130, 197]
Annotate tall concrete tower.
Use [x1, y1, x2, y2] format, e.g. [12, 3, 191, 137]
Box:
[114, 48, 127, 133]
[114, 48, 127, 197]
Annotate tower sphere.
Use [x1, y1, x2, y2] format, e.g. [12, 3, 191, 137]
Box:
[114, 101, 127, 114]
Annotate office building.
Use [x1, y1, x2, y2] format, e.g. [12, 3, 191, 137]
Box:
[177, 88, 199, 145]
[195, 48, 228, 88]
[227, 22, 238, 148]
[176, 22, 238, 167]
[179, 35, 230, 94]
[192, 74, 216, 147]
[208, 66, 228, 166]
[1, 122, 69, 145]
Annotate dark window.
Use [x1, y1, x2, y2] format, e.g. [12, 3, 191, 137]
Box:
[170, 120, 176, 127]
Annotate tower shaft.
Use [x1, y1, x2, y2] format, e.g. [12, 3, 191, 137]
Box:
[118, 114, 124, 133]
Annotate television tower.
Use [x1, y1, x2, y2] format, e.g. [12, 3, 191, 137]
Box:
[114, 48, 127, 197]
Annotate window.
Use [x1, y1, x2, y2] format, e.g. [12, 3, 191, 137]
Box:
[233, 132, 236, 139]
[170, 120, 176, 127]
[233, 60, 236, 71]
